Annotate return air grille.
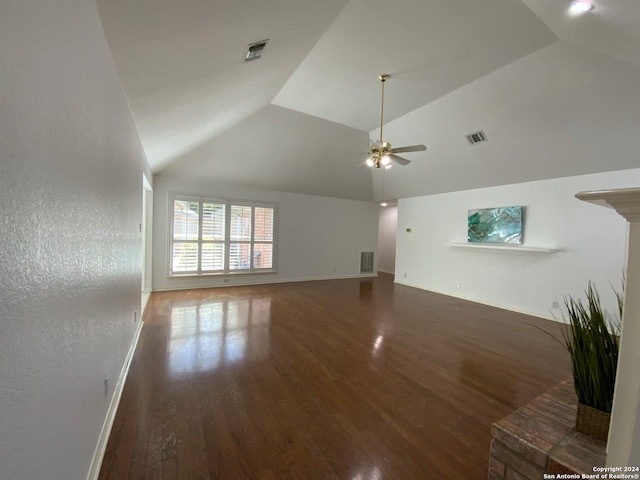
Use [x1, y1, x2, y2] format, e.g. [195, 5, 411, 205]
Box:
[243, 39, 269, 62]
[360, 252, 374, 274]
[466, 130, 488, 145]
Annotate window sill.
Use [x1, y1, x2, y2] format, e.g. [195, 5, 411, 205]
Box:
[167, 270, 277, 279]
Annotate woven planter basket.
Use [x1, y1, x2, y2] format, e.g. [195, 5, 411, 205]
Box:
[575, 403, 610, 442]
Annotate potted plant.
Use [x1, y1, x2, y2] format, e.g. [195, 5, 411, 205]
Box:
[560, 281, 622, 442]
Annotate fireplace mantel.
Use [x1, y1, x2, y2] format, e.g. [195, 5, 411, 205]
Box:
[576, 187, 640, 467]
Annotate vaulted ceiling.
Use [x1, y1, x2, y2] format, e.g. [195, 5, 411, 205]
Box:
[97, 0, 640, 201]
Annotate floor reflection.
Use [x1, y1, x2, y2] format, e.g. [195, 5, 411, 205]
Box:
[372, 334, 384, 358]
[359, 279, 373, 299]
[352, 465, 382, 480]
[167, 297, 271, 377]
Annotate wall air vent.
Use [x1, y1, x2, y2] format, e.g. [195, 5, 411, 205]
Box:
[360, 252, 374, 274]
[243, 39, 269, 63]
[465, 130, 488, 145]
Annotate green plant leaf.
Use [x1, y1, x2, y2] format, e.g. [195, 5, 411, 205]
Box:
[560, 281, 621, 413]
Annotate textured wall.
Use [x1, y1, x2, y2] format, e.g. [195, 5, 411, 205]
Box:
[0, 1, 149, 479]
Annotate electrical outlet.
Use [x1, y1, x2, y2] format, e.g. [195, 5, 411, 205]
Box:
[551, 300, 560, 309]
[104, 375, 109, 397]
[332, 267, 336, 272]
[404, 272, 407, 278]
[456, 282, 462, 289]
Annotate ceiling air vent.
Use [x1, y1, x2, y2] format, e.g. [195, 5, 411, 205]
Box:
[465, 130, 488, 145]
[243, 39, 269, 63]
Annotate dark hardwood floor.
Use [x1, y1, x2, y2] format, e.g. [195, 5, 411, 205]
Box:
[99, 274, 570, 479]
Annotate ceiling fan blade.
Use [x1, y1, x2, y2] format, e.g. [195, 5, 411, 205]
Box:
[389, 154, 411, 166]
[390, 144, 427, 154]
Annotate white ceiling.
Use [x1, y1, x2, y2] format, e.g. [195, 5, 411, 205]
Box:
[98, 0, 640, 201]
[160, 105, 373, 200]
[96, 0, 350, 171]
[374, 40, 640, 201]
[272, 0, 556, 131]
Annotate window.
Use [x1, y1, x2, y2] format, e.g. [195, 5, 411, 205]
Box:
[170, 194, 276, 276]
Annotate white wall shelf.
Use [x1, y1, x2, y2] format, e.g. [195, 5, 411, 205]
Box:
[447, 242, 556, 253]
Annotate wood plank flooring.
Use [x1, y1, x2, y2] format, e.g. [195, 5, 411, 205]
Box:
[99, 274, 570, 479]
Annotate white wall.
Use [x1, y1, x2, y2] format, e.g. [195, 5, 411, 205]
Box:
[152, 176, 380, 291]
[396, 169, 640, 320]
[0, 2, 149, 480]
[377, 206, 398, 274]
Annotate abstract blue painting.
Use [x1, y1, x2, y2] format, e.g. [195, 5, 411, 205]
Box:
[467, 206, 523, 244]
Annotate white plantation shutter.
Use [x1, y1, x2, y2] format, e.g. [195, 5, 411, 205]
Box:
[229, 204, 252, 271]
[253, 243, 273, 269]
[254, 207, 273, 241]
[171, 199, 199, 273]
[169, 194, 276, 275]
[230, 204, 252, 241]
[253, 206, 274, 269]
[202, 202, 225, 241]
[201, 243, 225, 271]
[201, 202, 226, 271]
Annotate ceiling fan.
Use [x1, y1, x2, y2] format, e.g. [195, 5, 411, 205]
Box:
[366, 74, 426, 169]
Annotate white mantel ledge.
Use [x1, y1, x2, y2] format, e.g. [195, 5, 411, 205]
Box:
[575, 187, 640, 222]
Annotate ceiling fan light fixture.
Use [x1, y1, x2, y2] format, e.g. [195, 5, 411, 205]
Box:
[381, 155, 391, 166]
[366, 157, 375, 167]
[568, 0, 593, 15]
[385, 164, 392, 170]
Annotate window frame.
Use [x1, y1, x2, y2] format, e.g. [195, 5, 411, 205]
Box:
[168, 193, 277, 277]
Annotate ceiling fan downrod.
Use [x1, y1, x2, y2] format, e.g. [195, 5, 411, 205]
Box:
[378, 74, 389, 145]
[366, 73, 426, 169]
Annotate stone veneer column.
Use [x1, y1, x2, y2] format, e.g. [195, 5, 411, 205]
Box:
[576, 188, 640, 467]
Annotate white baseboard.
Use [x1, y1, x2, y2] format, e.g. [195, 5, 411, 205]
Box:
[152, 273, 377, 292]
[86, 320, 144, 480]
[394, 279, 557, 322]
